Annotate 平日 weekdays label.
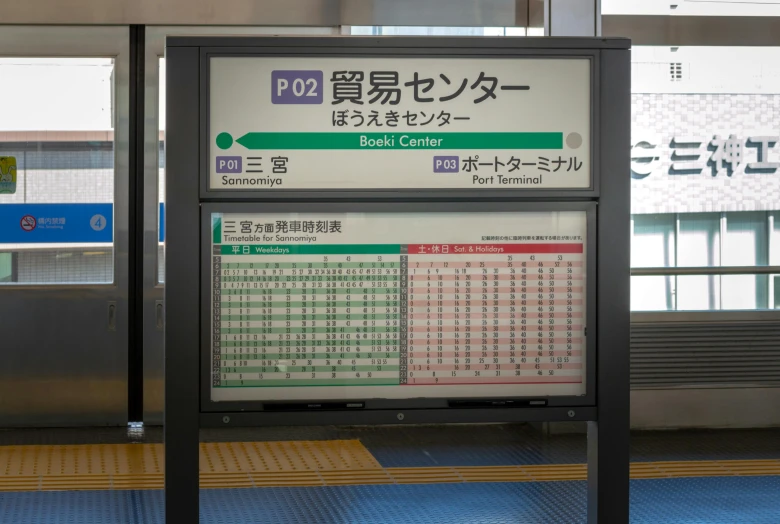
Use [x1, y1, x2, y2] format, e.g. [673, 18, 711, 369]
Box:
[209, 57, 591, 190]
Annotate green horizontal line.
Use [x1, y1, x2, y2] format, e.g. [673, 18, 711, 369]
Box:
[221, 314, 401, 321]
[214, 300, 400, 304]
[220, 353, 399, 360]
[216, 379, 399, 387]
[233, 132, 563, 150]
[220, 262, 399, 269]
[222, 276, 399, 283]
[221, 245, 401, 255]
[218, 341, 400, 346]
[221, 327, 399, 334]
[220, 366, 400, 373]
[218, 288, 400, 295]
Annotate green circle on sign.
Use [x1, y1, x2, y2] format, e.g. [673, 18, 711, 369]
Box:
[216, 132, 233, 150]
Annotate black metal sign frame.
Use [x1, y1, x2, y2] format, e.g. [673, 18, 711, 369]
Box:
[165, 36, 630, 524]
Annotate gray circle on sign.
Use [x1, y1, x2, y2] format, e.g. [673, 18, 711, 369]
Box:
[90, 214, 107, 232]
[566, 132, 583, 149]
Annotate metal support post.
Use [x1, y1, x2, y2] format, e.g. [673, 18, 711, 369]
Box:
[587, 47, 631, 524]
[164, 45, 201, 524]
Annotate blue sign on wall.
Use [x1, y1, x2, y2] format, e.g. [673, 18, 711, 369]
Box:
[0, 204, 114, 243]
[159, 202, 165, 242]
[0, 203, 167, 244]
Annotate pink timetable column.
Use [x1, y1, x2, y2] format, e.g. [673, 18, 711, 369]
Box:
[405, 243, 585, 387]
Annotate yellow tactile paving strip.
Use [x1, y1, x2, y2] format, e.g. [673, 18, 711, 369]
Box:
[199, 440, 381, 473]
[0, 441, 779, 492]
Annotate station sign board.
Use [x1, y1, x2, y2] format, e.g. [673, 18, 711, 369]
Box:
[209, 57, 592, 190]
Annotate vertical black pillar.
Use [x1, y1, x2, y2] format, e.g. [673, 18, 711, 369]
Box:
[164, 45, 201, 524]
[128, 24, 145, 424]
[588, 47, 632, 524]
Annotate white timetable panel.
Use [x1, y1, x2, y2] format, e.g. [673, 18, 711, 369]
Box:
[209, 212, 587, 402]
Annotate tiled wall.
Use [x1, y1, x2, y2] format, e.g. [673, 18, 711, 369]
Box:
[631, 93, 780, 214]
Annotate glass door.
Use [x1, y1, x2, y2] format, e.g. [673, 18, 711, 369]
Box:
[0, 27, 130, 426]
[143, 25, 339, 424]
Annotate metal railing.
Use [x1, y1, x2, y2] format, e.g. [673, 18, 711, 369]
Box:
[631, 266, 780, 277]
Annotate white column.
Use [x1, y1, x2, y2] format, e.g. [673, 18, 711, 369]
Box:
[542, 0, 600, 37]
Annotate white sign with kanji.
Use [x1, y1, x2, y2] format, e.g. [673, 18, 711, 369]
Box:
[209, 56, 592, 190]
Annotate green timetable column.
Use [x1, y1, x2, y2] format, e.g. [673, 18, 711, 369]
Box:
[212, 245, 222, 387]
[215, 245, 403, 388]
[218, 256, 265, 387]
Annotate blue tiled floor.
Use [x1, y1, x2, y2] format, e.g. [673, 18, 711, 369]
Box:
[0, 490, 134, 524]
[348, 424, 585, 467]
[349, 425, 780, 468]
[2, 476, 779, 523]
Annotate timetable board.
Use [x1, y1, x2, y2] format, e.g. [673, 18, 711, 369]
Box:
[209, 211, 587, 403]
[166, 37, 632, 524]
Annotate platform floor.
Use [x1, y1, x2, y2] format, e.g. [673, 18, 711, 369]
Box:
[0, 425, 777, 523]
[2, 477, 779, 523]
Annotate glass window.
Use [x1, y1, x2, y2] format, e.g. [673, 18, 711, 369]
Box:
[676, 213, 720, 310]
[769, 212, 780, 308]
[350, 26, 521, 36]
[0, 58, 115, 285]
[602, 0, 780, 16]
[159, 57, 166, 283]
[631, 215, 675, 311]
[350, 26, 528, 36]
[630, 46, 780, 311]
[722, 212, 768, 309]
[632, 215, 675, 268]
[631, 211, 777, 310]
[0, 253, 12, 282]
